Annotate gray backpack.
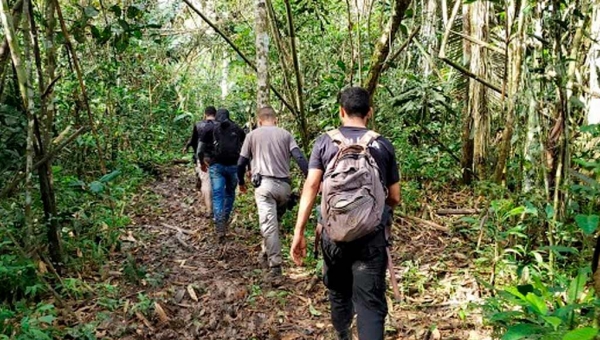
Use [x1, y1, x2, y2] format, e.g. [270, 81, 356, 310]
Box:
[321, 129, 387, 242]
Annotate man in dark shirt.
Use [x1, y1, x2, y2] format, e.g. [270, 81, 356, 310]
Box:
[291, 87, 401, 340]
[198, 108, 246, 242]
[182, 106, 216, 215]
[237, 106, 308, 278]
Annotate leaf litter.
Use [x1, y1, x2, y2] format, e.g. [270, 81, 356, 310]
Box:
[65, 165, 491, 339]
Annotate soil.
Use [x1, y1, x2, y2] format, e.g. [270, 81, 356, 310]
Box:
[70, 165, 492, 339]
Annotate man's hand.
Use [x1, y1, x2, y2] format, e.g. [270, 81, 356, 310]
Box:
[239, 184, 247, 194]
[290, 232, 307, 266]
[200, 162, 208, 173]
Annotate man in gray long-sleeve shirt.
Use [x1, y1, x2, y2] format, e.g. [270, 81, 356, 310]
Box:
[237, 106, 308, 279]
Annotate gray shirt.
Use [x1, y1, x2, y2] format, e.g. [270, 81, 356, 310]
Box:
[240, 126, 300, 179]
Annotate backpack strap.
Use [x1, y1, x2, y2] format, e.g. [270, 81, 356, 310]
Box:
[327, 129, 349, 146]
[358, 130, 380, 147]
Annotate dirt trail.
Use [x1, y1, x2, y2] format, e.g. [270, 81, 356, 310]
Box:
[80, 165, 489, 339]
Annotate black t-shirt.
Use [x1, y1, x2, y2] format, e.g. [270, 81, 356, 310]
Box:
[311, 126, 399, 247]
[308, 126, 400, 186]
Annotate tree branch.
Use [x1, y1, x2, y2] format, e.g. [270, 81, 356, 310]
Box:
[183, 0, 297, 116]
[1, 126, 88, 199]
[382, 25, 420, 72]
[364, 0, 412, 98]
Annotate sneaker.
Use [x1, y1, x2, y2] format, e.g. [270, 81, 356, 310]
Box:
[336, 329, 351, 340]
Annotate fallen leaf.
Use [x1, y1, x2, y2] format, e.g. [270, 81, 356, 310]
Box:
[38, 261, 48, 274]
[187, 284, 198, 301]
[154, 302, 169, 324]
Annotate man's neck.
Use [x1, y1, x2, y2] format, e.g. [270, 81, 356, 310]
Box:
[342, 118, 367, 128]
[260, 122, 276, 127]
[206, 117, 215, 121]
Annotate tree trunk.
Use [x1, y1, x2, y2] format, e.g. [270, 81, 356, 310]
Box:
[364, 0, 412, 98]
[283, 0, 309, 152]
[27, 0, 62, 265]
[468, 0, 490, 179]
[493, 0, 526, 183]
[256, 0, 269, 109]
[1, 0, 36, 247]
[588, 0, 600, 125]
[460, 3, 474, 184]
[421, 0, 437, 76]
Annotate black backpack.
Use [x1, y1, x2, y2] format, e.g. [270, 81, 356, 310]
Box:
[213, 121, 243, 164]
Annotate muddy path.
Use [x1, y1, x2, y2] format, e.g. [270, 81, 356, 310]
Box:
[75, 165, 490, 339]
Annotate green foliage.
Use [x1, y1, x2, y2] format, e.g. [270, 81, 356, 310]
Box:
[484, 269, 598, 340]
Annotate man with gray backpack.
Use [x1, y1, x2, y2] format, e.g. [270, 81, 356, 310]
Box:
[290, 87, 401, 340]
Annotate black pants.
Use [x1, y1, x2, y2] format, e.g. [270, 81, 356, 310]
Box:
[321, 229, 388, 340]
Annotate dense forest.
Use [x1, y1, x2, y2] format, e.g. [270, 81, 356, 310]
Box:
[0, 0, 599, 338]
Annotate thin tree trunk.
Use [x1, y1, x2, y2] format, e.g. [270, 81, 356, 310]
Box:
[460, 3, 474, 184]
[283, 0, 309, 152]
[468, 0, 490, 179]
[26, 0, 62, 265]
[0, 0, 23, 80]
[256, 0, 269, 109]
[589, 0, 600, 124]
[266, 0, 295, 108]
[493, 0, 526, 183]
[421, 0, 437, 76]
[1, 0, 35, 247]
[364, 0, 412, 98]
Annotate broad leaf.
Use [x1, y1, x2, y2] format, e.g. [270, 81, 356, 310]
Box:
[567, 269, 588, 304]
[100, 170, 121, 183]
[575, 214, 599, 235]
[562, 327, 598, 340]
[524, 293, 548, 315]
[542, 316, 562, 330]
[502, 323, 543, 340]
[84, 6, 99, 18]
[90, 181, 104, 194]
[37, 315, 55, 324]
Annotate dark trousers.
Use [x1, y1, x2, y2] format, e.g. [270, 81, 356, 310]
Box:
[321, 230, 388, 340]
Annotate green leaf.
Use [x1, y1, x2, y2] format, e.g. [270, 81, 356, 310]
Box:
[100, 170, 121, 183]
[127, 5, 142, 19]
[84, 6, 99, 18]
[567, 269, 588, 304]
[502, 323, 543, 340]
[542, 316, 562, 330]
[503, 206, 526, 220]
[524, 293, 548, 315]
[575, 214, 599, 235]
[174, 112, 192, 122]
[308, 304, 322, 316]
[110, 5, 122, 17]
[89, 181, 104, 194]
[562, 327, 598, 340]
[37, 315, 56, 324]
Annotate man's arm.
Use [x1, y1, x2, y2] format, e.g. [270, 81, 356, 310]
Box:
[291, 147, 309, 177]
[237, 156, 250, 186]
[183, 125, 198, 152]
[386, 182, 401, 208]
[291, 169, 323, 265]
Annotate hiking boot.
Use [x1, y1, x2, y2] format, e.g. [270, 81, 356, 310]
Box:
[269, 266, 282, 277]
[257, 252, 269, 269]
[266, 266, 284, 287]
[336, 329, 351, 340]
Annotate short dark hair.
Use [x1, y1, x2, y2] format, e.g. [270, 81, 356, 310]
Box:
[205, 106, 216, 117]
[258, 106, 277, 121]
[338, 87, 371, 118]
